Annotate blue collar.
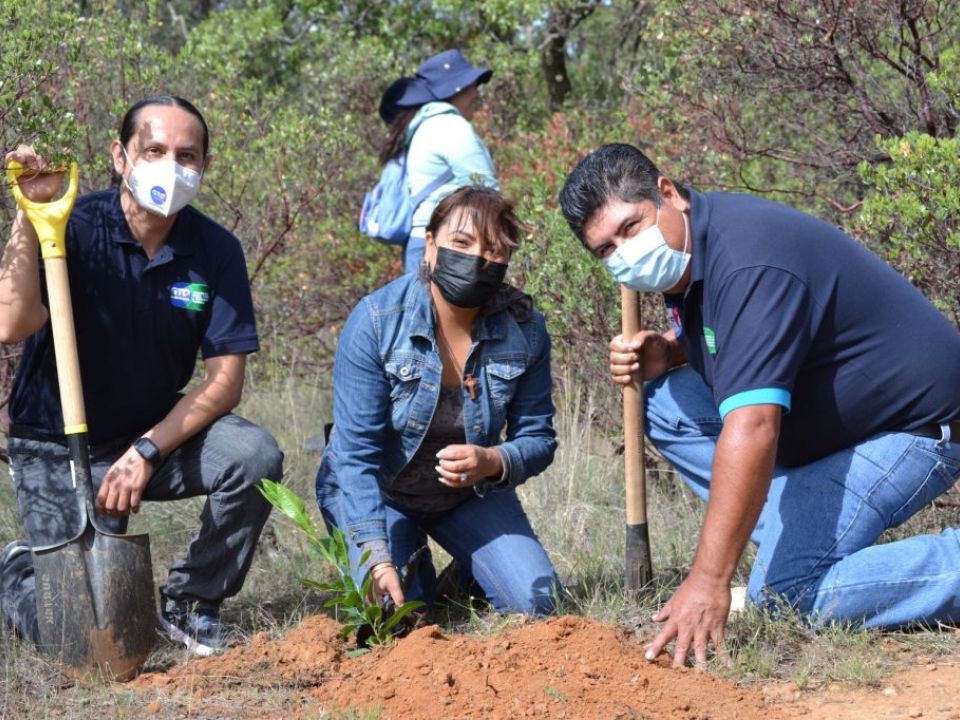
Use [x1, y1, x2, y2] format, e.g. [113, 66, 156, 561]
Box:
[675, 187, 709, 303]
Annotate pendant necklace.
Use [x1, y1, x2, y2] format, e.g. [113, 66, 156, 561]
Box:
[437, 325, 481, 401]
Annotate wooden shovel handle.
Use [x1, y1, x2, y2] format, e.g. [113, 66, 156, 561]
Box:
[43, 258, 87, 433]
[621, 286, 652, 590]
[621, 287, 646, 526]
[7, 161, 86, 433]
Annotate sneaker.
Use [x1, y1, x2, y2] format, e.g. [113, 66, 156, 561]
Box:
[0, 540, 31, 583]
[1, 539, 39, 643]
[157, 591, 227, 657]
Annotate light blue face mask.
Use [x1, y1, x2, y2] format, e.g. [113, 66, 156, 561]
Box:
[602, 203, 691, 293]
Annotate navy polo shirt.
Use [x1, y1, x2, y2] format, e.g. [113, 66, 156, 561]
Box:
[665, 189, 960, 466]
[10, 190, 259, 444]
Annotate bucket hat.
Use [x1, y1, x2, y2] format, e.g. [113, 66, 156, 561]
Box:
[380, 49, 493, 122]
[415, 49, 492, 101]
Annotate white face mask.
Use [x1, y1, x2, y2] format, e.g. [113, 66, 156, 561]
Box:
[122, 147, 201, 217]
[603, 203, 691, 293]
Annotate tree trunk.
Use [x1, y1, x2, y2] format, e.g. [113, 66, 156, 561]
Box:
[541, 3, 597, 113]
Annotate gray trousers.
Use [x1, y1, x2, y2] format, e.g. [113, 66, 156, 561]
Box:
[3, 413, 283, 642]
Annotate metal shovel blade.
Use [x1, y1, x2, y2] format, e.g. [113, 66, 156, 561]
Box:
[33, 524, 156, 682]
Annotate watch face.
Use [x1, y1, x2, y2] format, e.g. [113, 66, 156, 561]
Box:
[135, 438, 160, 463]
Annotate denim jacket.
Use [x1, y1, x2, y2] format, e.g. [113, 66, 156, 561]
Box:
[315, 272, 556, 545]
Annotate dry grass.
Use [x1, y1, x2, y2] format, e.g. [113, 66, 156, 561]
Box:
[1, 372, 958, 717]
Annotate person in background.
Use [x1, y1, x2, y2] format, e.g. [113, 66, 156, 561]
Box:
[559, 142, 960, 667]
[317, 186, 559, 615]
[0, 96, 283, 657]
[378, 49, 499, 273]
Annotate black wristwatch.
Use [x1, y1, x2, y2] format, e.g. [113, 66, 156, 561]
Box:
[133, 437, 162, 467]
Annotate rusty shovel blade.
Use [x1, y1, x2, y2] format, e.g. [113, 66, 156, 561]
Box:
[33, 523, 156, 682]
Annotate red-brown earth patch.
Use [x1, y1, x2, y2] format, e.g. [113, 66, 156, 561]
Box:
[132, 614, 960, 719]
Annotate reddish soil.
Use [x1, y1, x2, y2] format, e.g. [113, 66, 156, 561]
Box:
[132, 614, 960, 720]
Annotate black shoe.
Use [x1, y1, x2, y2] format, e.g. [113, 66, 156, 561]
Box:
[157, 591, 227, 657]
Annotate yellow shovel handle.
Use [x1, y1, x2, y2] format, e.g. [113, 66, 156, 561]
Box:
[6, 159, 86, 433]
[6, 160, 79, 260]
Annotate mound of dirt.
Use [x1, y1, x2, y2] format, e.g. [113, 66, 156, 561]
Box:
[134, 614, 800, 720]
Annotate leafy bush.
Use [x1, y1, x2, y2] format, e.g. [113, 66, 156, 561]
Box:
[856, 131, 960, 325]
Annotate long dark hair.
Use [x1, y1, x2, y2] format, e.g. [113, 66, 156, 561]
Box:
[378, 107, 419, 165]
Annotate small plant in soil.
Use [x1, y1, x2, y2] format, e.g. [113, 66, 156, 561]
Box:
[260, 479, 424, 646]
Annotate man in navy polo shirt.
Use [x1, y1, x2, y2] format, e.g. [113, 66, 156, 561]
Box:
[559, 143, 960, 667]
[0, 96, 283, 656]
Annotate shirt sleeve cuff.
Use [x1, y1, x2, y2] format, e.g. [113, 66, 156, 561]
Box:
[360, 539, 392, 569]
[718, 387, 791, 419]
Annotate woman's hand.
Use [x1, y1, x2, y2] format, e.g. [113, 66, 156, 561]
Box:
[609, 331, 680, 385]
[370, 562, 405, 607]
[436, 444, 503, 487]
[5, 145, 63, 203]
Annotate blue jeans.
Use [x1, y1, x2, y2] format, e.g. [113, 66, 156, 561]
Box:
[646, 366, 960, 628]
[319, 489, 559, 615]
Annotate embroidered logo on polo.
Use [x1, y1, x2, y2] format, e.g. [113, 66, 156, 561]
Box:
[150, 186, 167, 205]
[170, 282, 210, 311]
[703, 326, 717, 355]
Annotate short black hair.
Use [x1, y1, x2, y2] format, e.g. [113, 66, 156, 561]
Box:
[559, 143, 680, 244]
[119, 95, 210, 158]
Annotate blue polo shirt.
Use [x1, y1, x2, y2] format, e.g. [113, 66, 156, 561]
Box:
[10, 190, 259, 444]
[665, 189, 960, 466]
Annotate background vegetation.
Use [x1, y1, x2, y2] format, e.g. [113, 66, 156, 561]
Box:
[1, 0, 958, 716]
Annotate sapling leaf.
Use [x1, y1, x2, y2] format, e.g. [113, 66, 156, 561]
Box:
[258, 479, 317, 538]
[383, 600, 426, 633]
[364, 604, 382, 624]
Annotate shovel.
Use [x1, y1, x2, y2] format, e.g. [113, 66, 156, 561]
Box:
[621, 287, 653, 592]
[7, 161, 156, 681]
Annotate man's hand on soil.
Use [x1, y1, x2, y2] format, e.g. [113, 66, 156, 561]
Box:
[644, 570, 731, 668]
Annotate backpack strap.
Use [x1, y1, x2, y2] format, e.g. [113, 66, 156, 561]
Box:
[404, 104, 459, 213]
[410, 166, 454, 209]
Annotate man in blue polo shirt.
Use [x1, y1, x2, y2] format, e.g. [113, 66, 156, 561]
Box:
[0, 96, 283, 656]
[559, 143, 960, 667]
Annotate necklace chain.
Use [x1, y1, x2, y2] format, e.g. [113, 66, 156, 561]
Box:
[436, 325, 480, 400]
[436, 326, 466, 376]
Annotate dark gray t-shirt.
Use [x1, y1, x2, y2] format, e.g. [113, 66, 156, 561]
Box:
[384, 385, 474, 513]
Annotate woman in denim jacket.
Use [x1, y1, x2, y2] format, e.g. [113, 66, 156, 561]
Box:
[316, 187, 559, 614]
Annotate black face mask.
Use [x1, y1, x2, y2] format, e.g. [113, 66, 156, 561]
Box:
[430, 246, 508, 308]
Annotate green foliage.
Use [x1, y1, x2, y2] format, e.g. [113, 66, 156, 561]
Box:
[856, 132, 960, 321]
[0, 1, 81, 165]
[2, 0, 957, 375]
[258, 479, 424, 646]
